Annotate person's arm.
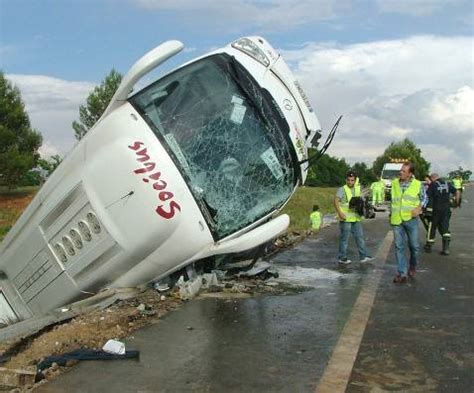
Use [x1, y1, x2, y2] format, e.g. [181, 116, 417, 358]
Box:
[334, 195, 346, 221]
[449, 183, 461, 207]
[412, 203, 423, 217]
[411, 183, 424, 217]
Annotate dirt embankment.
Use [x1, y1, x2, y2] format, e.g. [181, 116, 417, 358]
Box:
[0, 193, 35, 239]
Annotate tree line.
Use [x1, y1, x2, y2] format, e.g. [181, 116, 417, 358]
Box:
[306, 138, 433, 188]
[0, 70, 121, 188]
[0, 69, 470, 189]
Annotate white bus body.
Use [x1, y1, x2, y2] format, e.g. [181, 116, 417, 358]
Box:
[0, 37, 321, 323]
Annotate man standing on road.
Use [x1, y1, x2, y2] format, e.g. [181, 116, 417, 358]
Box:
[334, 171, 374, 265]
[424, 173, 460, 255]
[390, 161, 425, 283]
[370, 177, 385, 206]
[452, 174, 464, 207]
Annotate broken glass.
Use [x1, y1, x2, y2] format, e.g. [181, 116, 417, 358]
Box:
[130, 54, 296, 239]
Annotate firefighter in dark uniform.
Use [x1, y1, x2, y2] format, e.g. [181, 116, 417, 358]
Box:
[424, 173, 460, 255]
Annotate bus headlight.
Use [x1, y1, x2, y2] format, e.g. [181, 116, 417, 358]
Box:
[232, 38, 270, 67]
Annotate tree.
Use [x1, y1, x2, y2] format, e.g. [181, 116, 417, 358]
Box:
[38, 154, 63, 181]
[448, 166, 472, 181]
[38, 154, 62, 176]
[0, 72, 43, 188]
[72, 69, 122, 140]
[351, 162, 377, 186]
[306, 151, 350, 187]
[372, 138, 430, 180]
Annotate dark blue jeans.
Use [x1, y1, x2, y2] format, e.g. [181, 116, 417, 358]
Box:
[393, 218, 420, 276]
[338, 221, 370, 260]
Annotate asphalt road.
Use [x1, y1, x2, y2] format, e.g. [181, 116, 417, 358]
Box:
[37, 185, 473, 393]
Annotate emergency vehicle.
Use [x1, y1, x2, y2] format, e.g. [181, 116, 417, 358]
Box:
[381, 160, 405, 200]
[0, 37, 322, 323]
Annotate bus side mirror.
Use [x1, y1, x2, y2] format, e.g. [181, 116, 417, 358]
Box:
[100, 40, 184, 120]
[305, 129, 321, 149]
[209, 214, 289, 256]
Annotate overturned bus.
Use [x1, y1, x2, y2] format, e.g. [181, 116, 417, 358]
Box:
[0, 36, 322, 323]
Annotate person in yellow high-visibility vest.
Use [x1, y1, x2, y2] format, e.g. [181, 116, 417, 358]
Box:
[452, 175, 464, 207]
[391, 161, 426, 283]
[334, 171, 374, 265]
[309, 205, 322, 231]
[370, 177, 385, 206]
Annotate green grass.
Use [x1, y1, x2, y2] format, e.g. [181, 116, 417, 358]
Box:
[281, 186, 337, 233]
[0, 209, 22, 242]
[0, 186, 39, 197]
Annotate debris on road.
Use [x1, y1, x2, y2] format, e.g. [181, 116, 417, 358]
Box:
[36, 348, 139, 378]
[102, 339, 126, 355]
[0, 365, 36, 389]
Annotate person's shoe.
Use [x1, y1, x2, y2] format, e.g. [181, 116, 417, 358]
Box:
[393, 274, 407, 284]
[424, 243, 432, 253]
[408, 266, 416, 278]
[441, 238, 450, 255]
[360, 256, 375, 263]
[338, 258, 352, 265]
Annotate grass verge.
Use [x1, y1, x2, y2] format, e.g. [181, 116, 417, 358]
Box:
[281, 186, 336, 233]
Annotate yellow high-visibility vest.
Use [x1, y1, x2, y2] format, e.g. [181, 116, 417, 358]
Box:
[340, 185, 361, 222]
[453, 178, 463, 190]
[310, 211, 322, 230]
[371, 180, 384, 191]
[390, 178, 421, 225]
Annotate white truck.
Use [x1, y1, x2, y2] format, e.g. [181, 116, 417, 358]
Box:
[381, 162, 404, 200]
[0, 37, 322, 324]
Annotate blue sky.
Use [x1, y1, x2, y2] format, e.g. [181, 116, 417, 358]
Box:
[1, 0, 473, 174]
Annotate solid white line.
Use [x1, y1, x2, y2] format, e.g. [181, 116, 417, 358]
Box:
[315, 230, 393, 393]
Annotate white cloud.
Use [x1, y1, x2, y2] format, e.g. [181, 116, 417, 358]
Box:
[133, 0, 340, 30]
[375, 0, 458, 16]
[282, 35, 474, 175]
[6, 74, 94, 156]
[38, 141, 61, 159]
[4, 35, 473, 177]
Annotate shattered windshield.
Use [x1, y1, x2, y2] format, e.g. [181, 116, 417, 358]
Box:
[130, 54, 296, 239]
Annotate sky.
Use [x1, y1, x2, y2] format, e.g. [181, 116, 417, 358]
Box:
[1, 0, 473, 175]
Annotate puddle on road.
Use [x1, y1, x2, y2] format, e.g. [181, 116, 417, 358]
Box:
[269, 266, 348, 288]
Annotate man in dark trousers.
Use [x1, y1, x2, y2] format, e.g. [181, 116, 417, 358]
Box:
[424, 173, 460, 255]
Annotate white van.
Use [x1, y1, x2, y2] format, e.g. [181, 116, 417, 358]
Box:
[381, 162, 403, 199]
[0, 37, 322, 323]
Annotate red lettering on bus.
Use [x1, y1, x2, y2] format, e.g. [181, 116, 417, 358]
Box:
[128, 141, 144, 151]
[136, 148, 151, 162]
[156, 201, 181, 219]
[128, 141, 181, 219]
[134, 161, 156, 174]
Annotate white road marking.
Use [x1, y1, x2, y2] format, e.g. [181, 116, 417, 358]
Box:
[315, 230, 394, 393]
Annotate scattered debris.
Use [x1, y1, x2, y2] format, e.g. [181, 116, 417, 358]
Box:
[0, 366, 36, 389]
[102, 339, 126, 355]
[36, 348, 139, 375]
[236, 261, 272, 277]
[177, 275, 203, 300]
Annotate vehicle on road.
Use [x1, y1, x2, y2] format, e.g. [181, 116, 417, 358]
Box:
[0, 37, 323, 323]
[381, 161, 404, 200]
